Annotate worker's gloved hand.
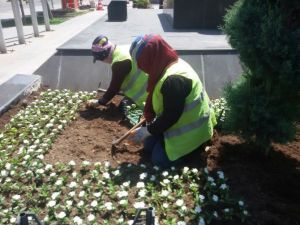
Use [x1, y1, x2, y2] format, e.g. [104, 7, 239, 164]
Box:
[86, 99, 100, 108]
[127, 127, 151, 145]
[86, 98, 107, 108]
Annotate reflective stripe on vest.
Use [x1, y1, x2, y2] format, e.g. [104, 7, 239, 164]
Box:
[165, 111, 210, 139]
[130, 82, 148, 102]
[122, 69, 142, 92]
[183, 92, 204, 112]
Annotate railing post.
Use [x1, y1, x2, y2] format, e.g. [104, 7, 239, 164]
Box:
[0, 20, 7, 53]
[41, 0, 51, 31]
[11, 0, 26, 44]
[28, 0, 39, 37]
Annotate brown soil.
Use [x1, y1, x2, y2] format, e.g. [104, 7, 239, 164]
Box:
[1, 91, 300, 225]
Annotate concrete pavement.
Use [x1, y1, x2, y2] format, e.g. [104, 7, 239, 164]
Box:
[0, 8, 107, 85]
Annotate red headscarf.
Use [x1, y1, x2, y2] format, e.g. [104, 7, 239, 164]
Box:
[137, 35, 178, 122]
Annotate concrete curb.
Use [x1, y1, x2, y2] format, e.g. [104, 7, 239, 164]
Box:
[0, 74, 41, 115]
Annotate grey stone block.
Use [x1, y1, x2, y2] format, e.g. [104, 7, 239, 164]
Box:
[0, 74, 41, 115]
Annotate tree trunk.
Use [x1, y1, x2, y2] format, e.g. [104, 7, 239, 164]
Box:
[47, 1, 54, 19]
[18, 0, 25, 21]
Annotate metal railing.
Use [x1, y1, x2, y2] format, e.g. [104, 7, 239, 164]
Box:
[0, 0, 51, 53]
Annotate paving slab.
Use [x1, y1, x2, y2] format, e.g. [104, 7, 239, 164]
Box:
[58, 8, 232, 51]
[0, 74, 41, 115]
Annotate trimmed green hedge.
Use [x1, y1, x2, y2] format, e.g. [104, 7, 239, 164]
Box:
[222, 0, 300, 152]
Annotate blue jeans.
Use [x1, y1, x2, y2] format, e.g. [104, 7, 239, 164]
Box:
[144, 135, 179, 168]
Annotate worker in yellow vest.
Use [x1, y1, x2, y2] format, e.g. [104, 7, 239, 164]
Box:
[87, 35, 148, 109]
[128, 34, 217, 168]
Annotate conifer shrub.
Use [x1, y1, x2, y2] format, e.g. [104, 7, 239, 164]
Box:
[222, 0, 300, 152]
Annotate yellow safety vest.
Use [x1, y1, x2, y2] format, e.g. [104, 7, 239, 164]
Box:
[152, 59, 217, 161]
[112, 45, 148, 109]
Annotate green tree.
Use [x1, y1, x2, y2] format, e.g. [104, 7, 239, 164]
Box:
[222, 0, 300, 153]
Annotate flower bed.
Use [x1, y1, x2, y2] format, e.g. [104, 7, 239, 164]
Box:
[0, 89, 249, 224]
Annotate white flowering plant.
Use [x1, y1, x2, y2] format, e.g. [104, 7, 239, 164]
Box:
[0, 89, 248, 224]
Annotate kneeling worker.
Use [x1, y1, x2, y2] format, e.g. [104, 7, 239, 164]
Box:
[128, 34, 217, 168]
[87, 35, 148, 109]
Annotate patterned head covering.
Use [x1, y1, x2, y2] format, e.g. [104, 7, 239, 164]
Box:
[91, 35, 115, 63]
[130, 34, 178, 122]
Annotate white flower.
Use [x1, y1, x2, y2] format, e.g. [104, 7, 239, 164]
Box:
[192, 168, 198, 173]
[118, 217, 125, 223]
[113, 170, 120, 176]
[119, 199, 127, 205]
[37, 155, 44, 160]
[162, 203, 169, 208]
[72, 172, 77, 178]
[127, 163, 132, 168]
[66, 200, 73, 207]
[153, 166, 159, 171]
[213, 211, 218, 218]
[104, 161, 110, 167]
[57, 211, 66, 219]
[69, 181, 77, 188]
[173, 175, 179, 180]
[243, 210, 248, 215]
[204, 167, 209, 174]
[91, 200, 98, 207]
[78, 200, 84, 207]
[87, 214, 96, 221]
[103, 172, 110, 179]
[212, 195, 219, 202]
[5, 163, 11, 170]
[239, 200, 244, 206]
[183, 167, 189, 173]
[36, 169, 45, 174]
[204, 146, 210, 152]
[10, 217, 16, 223]
[163, 179, 170, 184]
[177, 221, 186, 225]
[161, 190, 169, 197]
[198, 217, 205, 225]
[217, 171, 224, 179]
[1, 170, 8, 177]
[12, 195, 21, 201]
[73, 216, 83, 224]
[68, 160, 76, 166]
[150, 175, 156, 181]
[139, 172, 148, 180]
[220, 184, 228, 190]
[82, 179, 89, 185]
[45, 164, 53, 171]
[140, 164, 146, 168]
[24, 155, 30, 161]
[105, 202, 113, 210]
[133, 201, 145, 209]
[82, 161, 91, 166]
[55, 179, 63, 186]
[47, 200, 56, 207]
[51, 192, 60, 199]
[117, 190, 128, 198]
[199, 194, 205, 202]
[136, 182, 145, 188]
[138, 189, 146, 198]
[93, 192, 101, 198]
[176, 199, 184, 207]
[50, 172, 56, 177]
[207, 176, 214, 182]
[195, 205, 202, 213]
[162, 171, 169, 177]
[122, 181, 130, 187]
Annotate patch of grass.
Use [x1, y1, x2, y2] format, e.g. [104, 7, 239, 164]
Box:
[50, 18, 65, 25]
[1, 9, 89, 27]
